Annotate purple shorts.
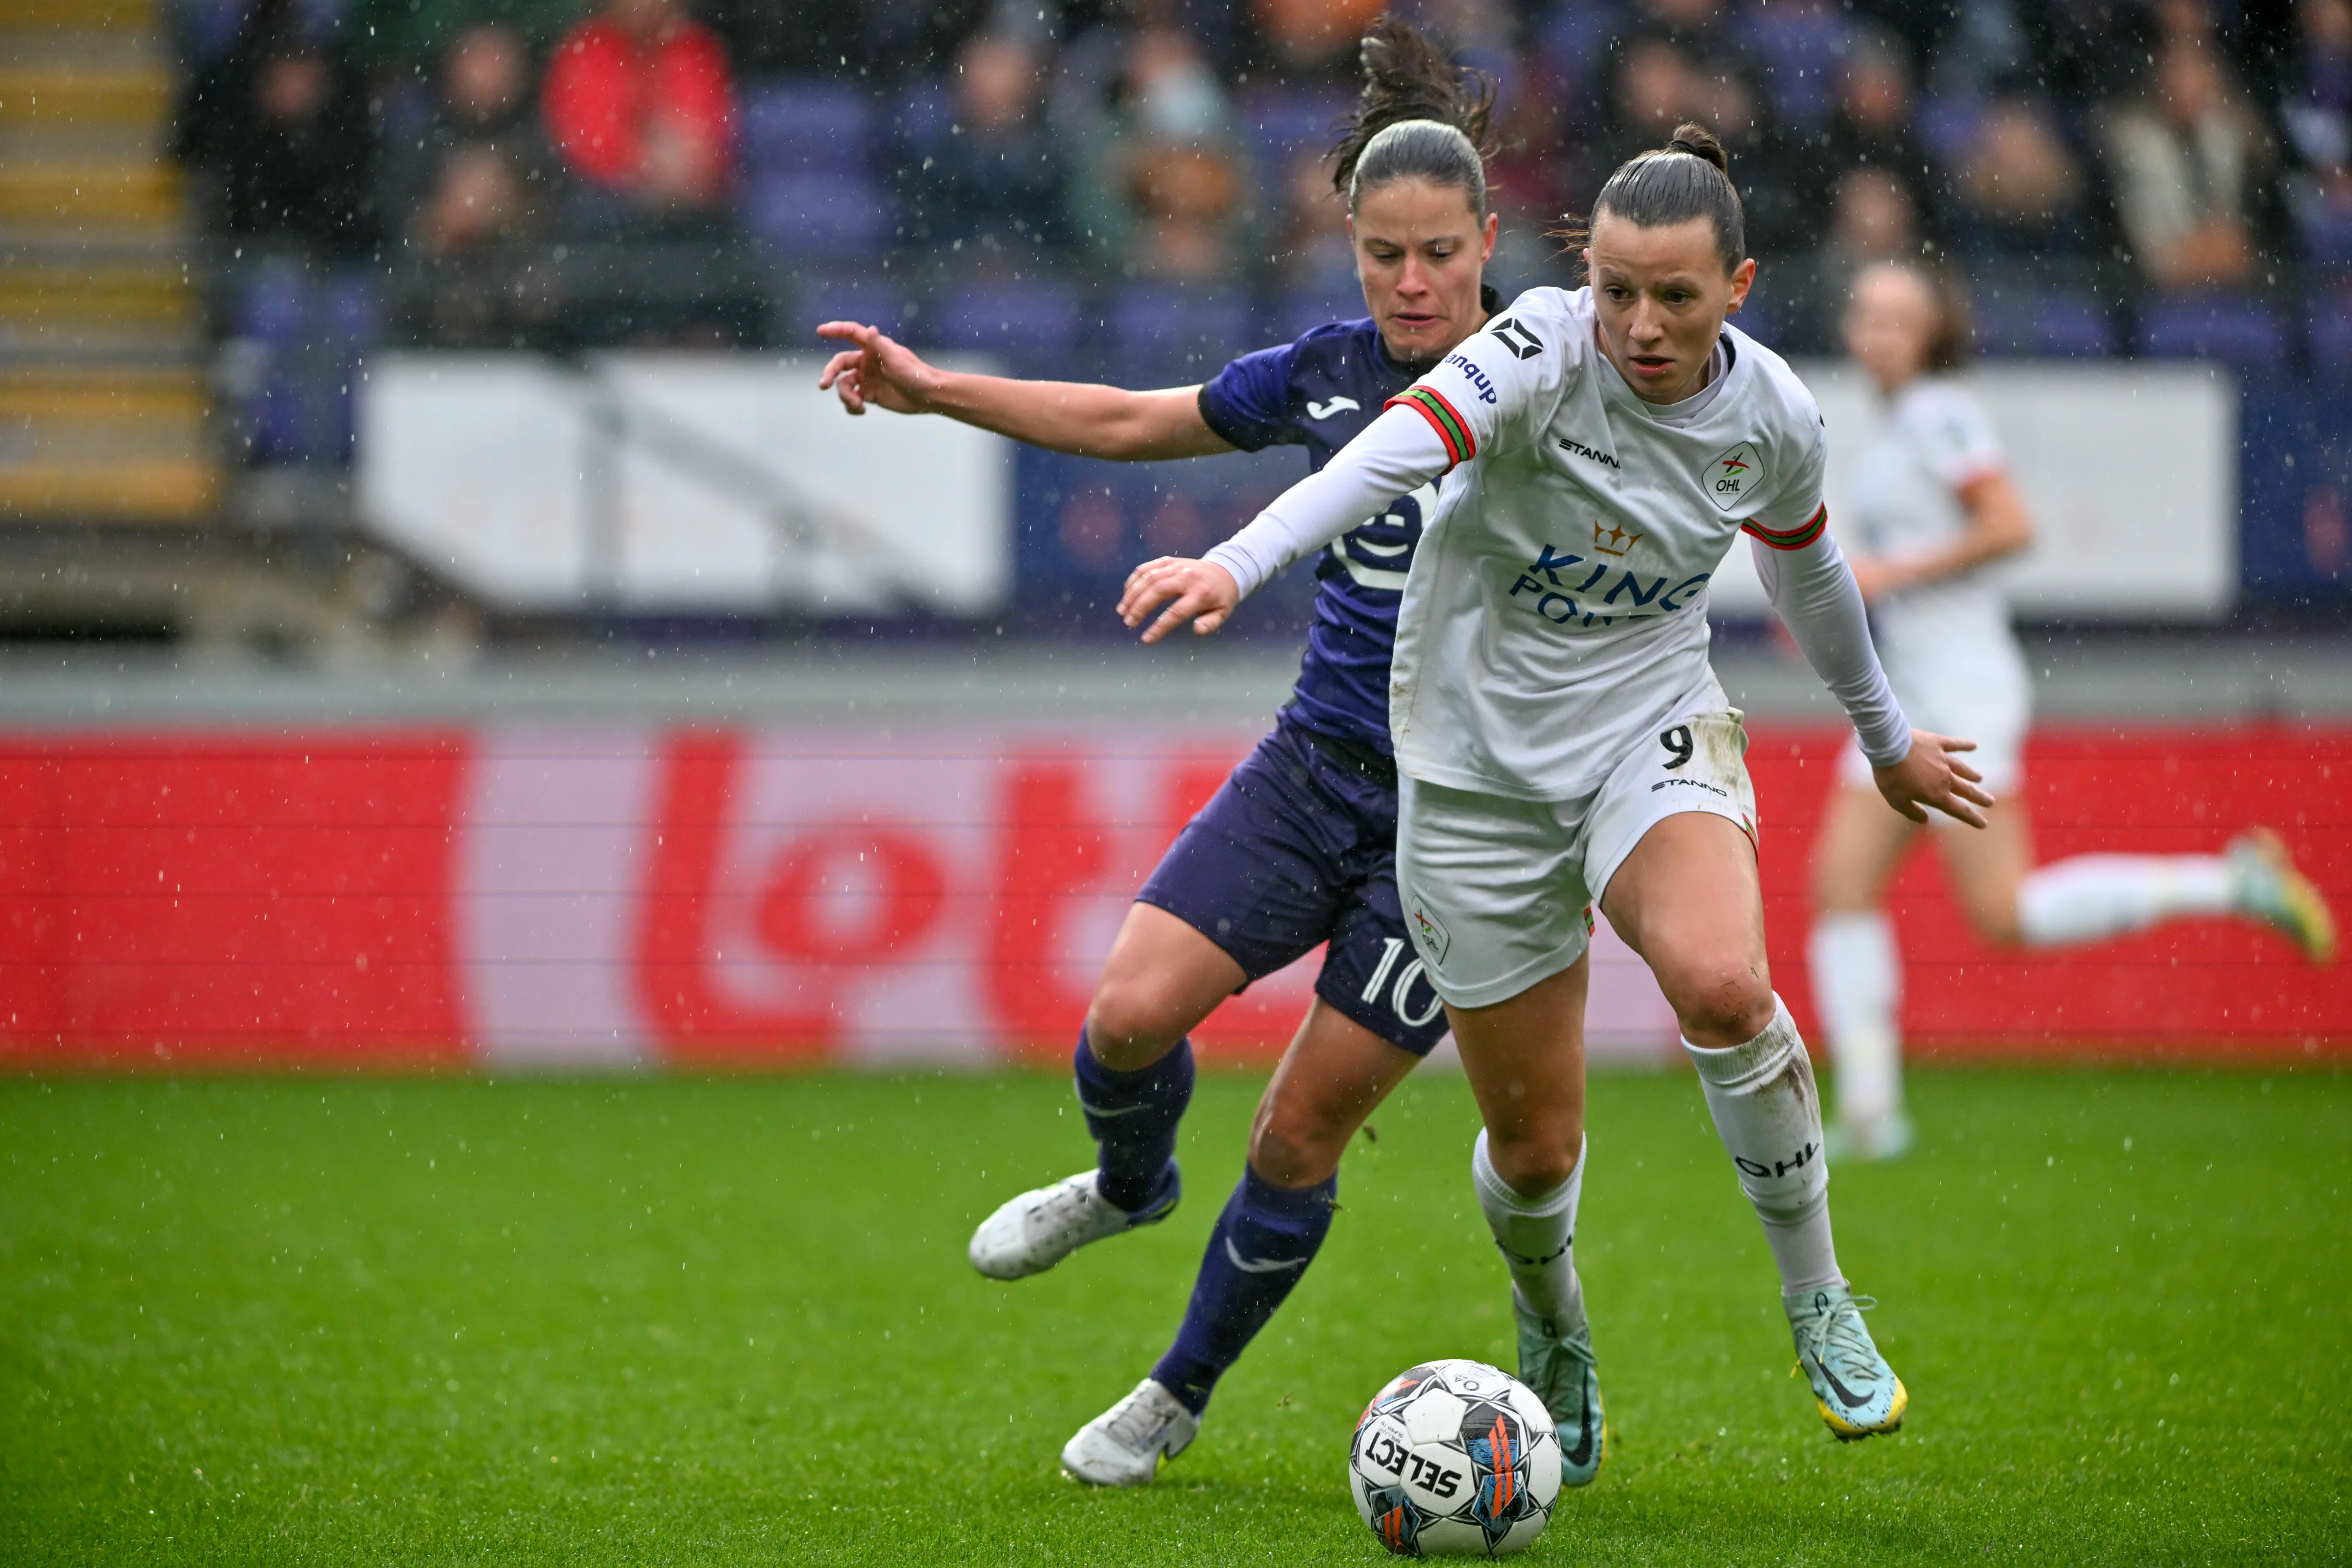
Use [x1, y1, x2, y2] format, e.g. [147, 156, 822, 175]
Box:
[1137, 717, 1449, 1055]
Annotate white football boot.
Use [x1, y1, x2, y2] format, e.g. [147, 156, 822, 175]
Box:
[1061, 1378, 1199, 1486]
[967, 1164, 1181, 1281]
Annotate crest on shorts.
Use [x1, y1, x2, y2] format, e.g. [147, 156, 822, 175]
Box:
[1704, 442, 1762, 513]
[1409, 903, 1452, 964]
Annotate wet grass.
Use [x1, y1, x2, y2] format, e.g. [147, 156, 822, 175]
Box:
[1, 1066, 2345, 1564]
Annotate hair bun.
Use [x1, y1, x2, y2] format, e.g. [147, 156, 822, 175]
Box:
[1665, 121, 1730, 174]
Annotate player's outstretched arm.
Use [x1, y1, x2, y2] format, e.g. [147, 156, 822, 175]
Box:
[813, 321, 1231, 462]
[1118, 401, 1457, 643]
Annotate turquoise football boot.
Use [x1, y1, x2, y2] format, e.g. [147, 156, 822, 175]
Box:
[1786, 1285, 1907, 1441]
[2229, 830, 2337, 963]
[1516, 1300, 1605, 1484]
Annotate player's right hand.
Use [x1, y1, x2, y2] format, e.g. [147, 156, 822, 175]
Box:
[1120, 557, 1240, 644]
[815, 321, 940, 417]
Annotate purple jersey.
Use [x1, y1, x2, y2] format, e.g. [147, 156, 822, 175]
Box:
[1196, 289, 1498, 755]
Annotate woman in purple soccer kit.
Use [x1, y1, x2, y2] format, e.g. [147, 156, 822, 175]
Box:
[815, 21, 1605, 1487]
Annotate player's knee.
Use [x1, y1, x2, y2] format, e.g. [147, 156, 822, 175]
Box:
[1482, 1125, 1583, 1194]
[1960, 894, 2026, 949]
[1084, 977, 1187, 1071]
[1668, 959, 1774, 1045]
[1248, 1098, 1347, 1188]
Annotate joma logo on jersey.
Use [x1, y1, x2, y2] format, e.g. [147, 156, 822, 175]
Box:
[1443, 353, 1498, 404]
[1706, 442, 1762, 513]
[1507, 543, 1710, 628]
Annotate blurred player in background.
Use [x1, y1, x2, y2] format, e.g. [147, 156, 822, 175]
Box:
[816, 21, 1581, 1489]
[1808, 262, 2338, 1163]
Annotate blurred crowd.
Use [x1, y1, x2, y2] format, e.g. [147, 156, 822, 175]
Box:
[167, 0, 2352, 379]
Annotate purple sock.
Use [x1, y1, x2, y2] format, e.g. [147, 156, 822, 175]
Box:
[1074, 1030, 1192, 1213]
[1152, 1168, 1337, 1415]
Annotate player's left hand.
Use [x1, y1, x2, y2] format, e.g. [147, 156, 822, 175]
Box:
[1119, 557, 1240, 643]
[1873, 729, 1994, 827]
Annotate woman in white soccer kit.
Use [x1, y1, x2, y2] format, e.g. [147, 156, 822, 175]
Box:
[1127, 126, 1988, 1443]
[1807, 262, 2337, 1161]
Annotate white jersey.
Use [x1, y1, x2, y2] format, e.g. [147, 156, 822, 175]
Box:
[1843, 377, 2019, 693]
[1388, 285, 1836, 801]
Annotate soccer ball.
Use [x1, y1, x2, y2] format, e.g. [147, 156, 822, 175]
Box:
[1348, 1358, 1560, 1557]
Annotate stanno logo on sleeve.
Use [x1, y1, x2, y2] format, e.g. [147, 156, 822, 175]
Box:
[1705, 442, 1762, 513]
[1488, 317, 1544, 360]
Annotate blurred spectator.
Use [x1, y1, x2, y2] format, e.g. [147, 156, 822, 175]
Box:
[1784, 166, 1920, 352]
[900, 32, 1070, 257]
[175, 0, 379, 259]
[543, 0, 737, 217]
[1487, 55, 1581, 229]
[1245, 0, 1389, 80]
[2279, 0, 2352, 254]
[1595, 23, 1782, 227]
[1270, 149, 1356, 290]
[1069, 27, 1254, 279]
[345, 0, 585, 75]
[390, 24, 553, 255]
[1947, 97, 2095, 260]
[1786, 26, 1943, 249]
[2103, 39, 2273, 288]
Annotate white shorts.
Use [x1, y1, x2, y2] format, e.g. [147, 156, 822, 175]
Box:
[1396, 709, 1757, 1010]
[1836, 644, 2031, 812]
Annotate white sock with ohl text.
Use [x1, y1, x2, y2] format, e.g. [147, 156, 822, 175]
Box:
[2016, 854, 2236, 947]
[1808, 912, 1903, 1127]
[1472, 1129, 1587, 1337]
[1684, 996, 1844, 1298]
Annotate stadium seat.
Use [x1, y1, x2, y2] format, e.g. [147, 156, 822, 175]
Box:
[739, 78, 876, 175]
[2136, 294, 2288, 380]
[1535, 1, 1624, 94]
[1237, 85, 1353, 181]
[1107, 285, 1253, 377]
[1730, 293, 1778, 348]
[744, 170, 893, 256]
[1915, 96, 1984, 168]
[927, 278, 1083, 363]
[2309, 293, 2352, 379]
[1736, 5, 1851, 127]
[2291, 193, 2352, 270]
[227, 262, 379, 468]
[791, 271, 920, 341]
[1972, 289, 2117, 358]
[233, 260, 312, 347]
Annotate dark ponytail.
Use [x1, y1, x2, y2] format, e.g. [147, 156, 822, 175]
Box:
[1329, 17, 1496, 216]
[1554, 121, 1747, 273]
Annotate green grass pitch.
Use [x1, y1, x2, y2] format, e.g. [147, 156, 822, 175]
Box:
[2, 1066, 2346, 1565]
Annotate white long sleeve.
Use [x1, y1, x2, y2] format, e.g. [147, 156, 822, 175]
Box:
[1749, 531, 1913, 767]
[1205, 404, 1454, 597]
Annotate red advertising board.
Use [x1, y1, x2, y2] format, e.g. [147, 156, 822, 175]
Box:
[0, 723, 2342, 1068]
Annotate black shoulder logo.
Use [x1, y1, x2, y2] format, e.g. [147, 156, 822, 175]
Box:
[1489, 317, 1544, 360]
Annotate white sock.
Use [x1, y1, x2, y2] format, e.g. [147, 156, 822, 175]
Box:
[1684, 997, 1844, 1297]
[1471, 1129, 1588, 1336]
[1807, 912, 1904, 1127]
[2016, 854, 2237, 947]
